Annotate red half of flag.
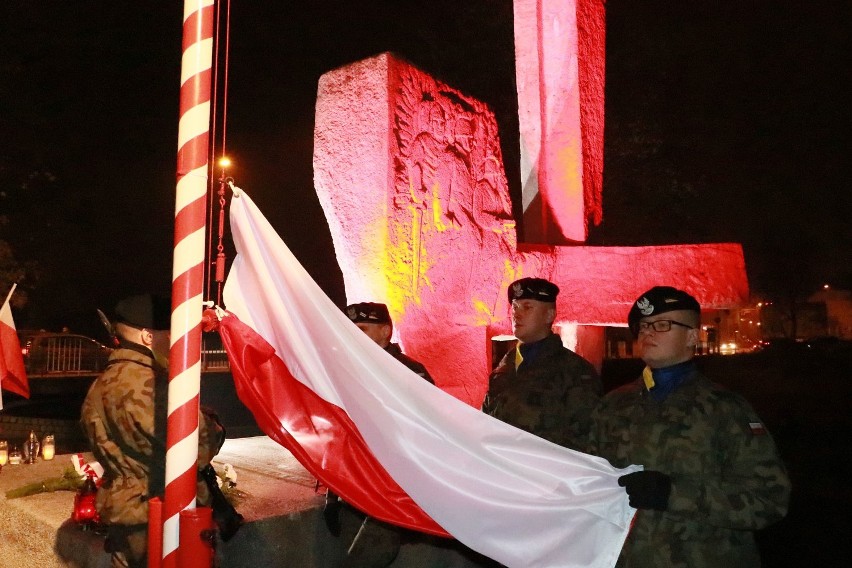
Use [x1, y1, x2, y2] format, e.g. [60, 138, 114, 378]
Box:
[218, 311, 448, 536]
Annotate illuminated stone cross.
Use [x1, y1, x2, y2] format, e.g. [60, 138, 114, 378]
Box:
[313, 3, 747, 407]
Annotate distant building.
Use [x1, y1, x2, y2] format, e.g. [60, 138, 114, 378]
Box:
[757, 289, 852, 341]
[808, 289, 852, 339]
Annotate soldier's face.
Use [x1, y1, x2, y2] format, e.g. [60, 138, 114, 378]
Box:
[355, 322, 391, 347]
[637, 309, 698, 368]
[511, 299, 555, 344]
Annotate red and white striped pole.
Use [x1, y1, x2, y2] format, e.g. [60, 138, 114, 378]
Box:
[163, 1, 215, 566]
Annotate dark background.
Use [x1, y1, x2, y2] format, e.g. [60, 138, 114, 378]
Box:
[2, 1, 849, 338]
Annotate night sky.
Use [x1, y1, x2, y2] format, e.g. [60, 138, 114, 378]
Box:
[2, 1, 849, 338]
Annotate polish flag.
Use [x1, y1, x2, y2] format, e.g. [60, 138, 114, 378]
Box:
[219, 190, 638, 568]
[0, 284, 29, 406]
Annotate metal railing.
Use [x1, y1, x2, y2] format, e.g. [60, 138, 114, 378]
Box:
[23, 334, 110, 376]
[22, 333, 231, 377]
[201, 345, 231, 371]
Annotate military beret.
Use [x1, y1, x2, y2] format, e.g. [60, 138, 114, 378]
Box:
[508, 277, 559, 303]
[114, 293, 172, 330]
[345, 302, 391, 325]
[627, 286, 700, 335]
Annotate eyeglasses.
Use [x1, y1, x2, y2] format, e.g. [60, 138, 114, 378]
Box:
[637, 319, 695, 333]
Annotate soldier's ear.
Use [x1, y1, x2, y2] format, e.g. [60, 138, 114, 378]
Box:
[140, 328, 154, 347]
[686, 327, 699, 348]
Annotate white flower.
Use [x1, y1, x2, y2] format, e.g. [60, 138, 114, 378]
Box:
[224, 463, 238, 487]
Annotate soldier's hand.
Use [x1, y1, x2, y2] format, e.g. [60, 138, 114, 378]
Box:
[618, 470, 671, 511]
[324, 493, 342, 537]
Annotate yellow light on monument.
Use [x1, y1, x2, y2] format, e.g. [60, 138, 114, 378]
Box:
[219, 156, 232, 169]
[42, 434, 56, 461]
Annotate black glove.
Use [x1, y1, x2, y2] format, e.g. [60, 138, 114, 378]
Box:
[324, 490, 342, 537]
[618, 470, 672, 511]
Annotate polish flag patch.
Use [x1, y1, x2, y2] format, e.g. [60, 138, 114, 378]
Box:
[749, 422, 767, 436]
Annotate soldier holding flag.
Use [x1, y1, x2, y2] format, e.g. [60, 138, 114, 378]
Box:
[591, 286, 791, 567]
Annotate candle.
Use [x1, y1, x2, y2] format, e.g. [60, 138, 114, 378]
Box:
[42, 435, 55, 461]
[0, 440, 8, 466]
[8, 448, 22, 465]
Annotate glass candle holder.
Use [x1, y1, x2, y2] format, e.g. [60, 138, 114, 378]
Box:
[42, 435, 56, 460]
[8, 447, 22, 465]
[23, 431, 40, 464]
[0, 440, 8, 466]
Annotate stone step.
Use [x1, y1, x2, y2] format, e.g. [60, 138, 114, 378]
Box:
[0, 436, 494, 568]
[0, 451, 92, 568]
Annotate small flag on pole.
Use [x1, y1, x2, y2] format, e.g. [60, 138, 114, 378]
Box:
[0, 283, 30, 407]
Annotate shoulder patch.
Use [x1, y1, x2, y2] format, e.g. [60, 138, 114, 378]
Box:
[749, 421, 767, 436]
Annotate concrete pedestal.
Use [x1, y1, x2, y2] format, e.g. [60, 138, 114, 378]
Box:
[1, 437, 494, 568]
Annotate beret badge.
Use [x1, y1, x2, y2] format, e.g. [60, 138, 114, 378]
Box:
[511, 282, 524, 300]
[637, 297, 654, 316]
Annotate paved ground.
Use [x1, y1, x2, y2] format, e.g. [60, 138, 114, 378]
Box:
[211, 436, 324, 523]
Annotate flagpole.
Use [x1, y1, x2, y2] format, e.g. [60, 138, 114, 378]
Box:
[163, 1, 215, 566]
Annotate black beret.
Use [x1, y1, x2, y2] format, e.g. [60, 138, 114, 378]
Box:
[345, 302, 391, 325]
[627, 286, 700, 335]
[114, 294, 172, 330]
[508, 277, 559, 303]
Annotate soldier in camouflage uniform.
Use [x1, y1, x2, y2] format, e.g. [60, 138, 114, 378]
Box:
[483, 278, 602, 452]
[591, 286, 791, 567]
[325, 302, 435, 567]
[80, 294, 223, 568]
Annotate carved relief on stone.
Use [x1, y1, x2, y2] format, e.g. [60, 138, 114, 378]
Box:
[389, 64, 516, 312]
[393, 66, 513, 237]
[314, 53, 748, 406]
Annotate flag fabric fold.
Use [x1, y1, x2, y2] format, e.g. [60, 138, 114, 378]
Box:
[0, 284, 29, 405]
[220, 190, 639, 568]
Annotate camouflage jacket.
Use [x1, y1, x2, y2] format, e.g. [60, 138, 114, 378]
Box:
[483, 333, 602, 451]
[385, 342, 434, 385]
[591, 370, 791, 568]
[80, 344, 223, 526]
